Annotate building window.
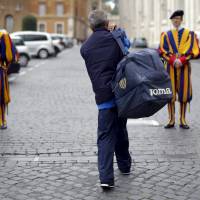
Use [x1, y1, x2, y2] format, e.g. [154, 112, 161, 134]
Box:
[38, 3, 46, 16]
[38, 22, 46, 32]
[56, 3, 64, 16]
[16, 3, 22, 12]
[5, 15, 14, 33]
[55, 23, 64, 34]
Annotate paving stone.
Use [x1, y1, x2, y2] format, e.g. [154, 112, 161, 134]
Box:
[0, 48, 200, 199]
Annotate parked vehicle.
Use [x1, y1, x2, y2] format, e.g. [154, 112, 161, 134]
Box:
[11, 36, 30, 67]
[51, 34, 74, 48]
[64, 36, 74, 48]
[11, 31, 55, 59]
[132, 37, 148, 48]
[50, 34, 64, 56]
[51, 34, 65, 48]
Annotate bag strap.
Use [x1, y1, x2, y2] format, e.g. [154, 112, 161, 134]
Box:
[111, 30, 128, 56]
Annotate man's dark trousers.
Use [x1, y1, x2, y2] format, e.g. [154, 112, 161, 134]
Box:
[97, 107, 132, 184]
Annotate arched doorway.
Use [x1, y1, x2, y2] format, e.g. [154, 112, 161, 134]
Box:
[5, 15, 14, 33]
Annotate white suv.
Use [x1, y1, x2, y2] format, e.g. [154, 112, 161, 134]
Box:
[11, 31, 55, 59]
[11, 36, 31, 67]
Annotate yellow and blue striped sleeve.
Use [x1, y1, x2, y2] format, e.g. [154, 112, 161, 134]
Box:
[159, 32, 171, 62]
[0, 31, 17, 66]
[184, 32, 200, 60]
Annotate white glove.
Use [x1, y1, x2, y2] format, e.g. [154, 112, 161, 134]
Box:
[173, 59, 182, 68]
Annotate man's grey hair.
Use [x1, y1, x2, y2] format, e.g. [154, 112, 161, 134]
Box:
[88, 10, 108, 30]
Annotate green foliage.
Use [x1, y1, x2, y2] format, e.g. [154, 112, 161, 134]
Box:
[22, 15, 37, 31]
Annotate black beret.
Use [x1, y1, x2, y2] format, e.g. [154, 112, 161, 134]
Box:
[170, 10, 184, 19]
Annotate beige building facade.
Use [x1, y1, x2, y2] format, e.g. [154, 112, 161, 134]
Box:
[0, 0, 30, 33]
[34, 0, 75, 36]
[0, 0, 101, 40]
[119, 0, 200, 47]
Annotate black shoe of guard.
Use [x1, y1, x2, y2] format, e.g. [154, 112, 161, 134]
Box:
[180, 124, 190, 129]
[164, 123, 175, 129]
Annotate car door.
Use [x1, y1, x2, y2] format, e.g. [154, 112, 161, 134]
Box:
[17, 34, 38, 56]
[27, 34, 50, 56]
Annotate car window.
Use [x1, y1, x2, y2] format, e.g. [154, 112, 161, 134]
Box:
[33, 35, 48, 41]
[51, 36, 59, 40]
[17, 34, 26, 41]
[18, 34, 48, 41]
[51, 36, 62, 40]
[12, 38, 25, 46]
[135, 38, 147, 43]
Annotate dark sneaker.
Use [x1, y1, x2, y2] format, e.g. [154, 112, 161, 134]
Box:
[100, 183, 114, 190]
[119, 168, 131, 175]
[121, 171, 131, 175]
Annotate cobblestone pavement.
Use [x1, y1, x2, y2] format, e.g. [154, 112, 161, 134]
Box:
[1, 47, 200, 200]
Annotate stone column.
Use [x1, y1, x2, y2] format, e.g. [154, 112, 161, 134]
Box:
[190, 0, 194, 30]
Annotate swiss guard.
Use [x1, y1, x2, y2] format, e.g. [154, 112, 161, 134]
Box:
[0, 30, 17, 129]
[159, 10, 200, 129]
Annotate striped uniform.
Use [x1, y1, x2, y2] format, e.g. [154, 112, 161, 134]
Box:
[159, 28, 199, 103]
[0, 30, 17, 127]
[159, 28, 200, 126]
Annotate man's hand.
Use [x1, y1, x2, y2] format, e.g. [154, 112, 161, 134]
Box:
[108, 24, 117, 31]
[174, 59, 183, 68]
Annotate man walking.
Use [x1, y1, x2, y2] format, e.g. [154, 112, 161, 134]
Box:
[159, 10, 199, 129]
[80, 10, 132, 189]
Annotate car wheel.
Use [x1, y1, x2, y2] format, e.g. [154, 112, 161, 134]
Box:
[19, 54, 29, 67]
[38, 49, 49, 59]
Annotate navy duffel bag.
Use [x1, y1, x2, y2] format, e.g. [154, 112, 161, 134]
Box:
[112, 48, 173, 118]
